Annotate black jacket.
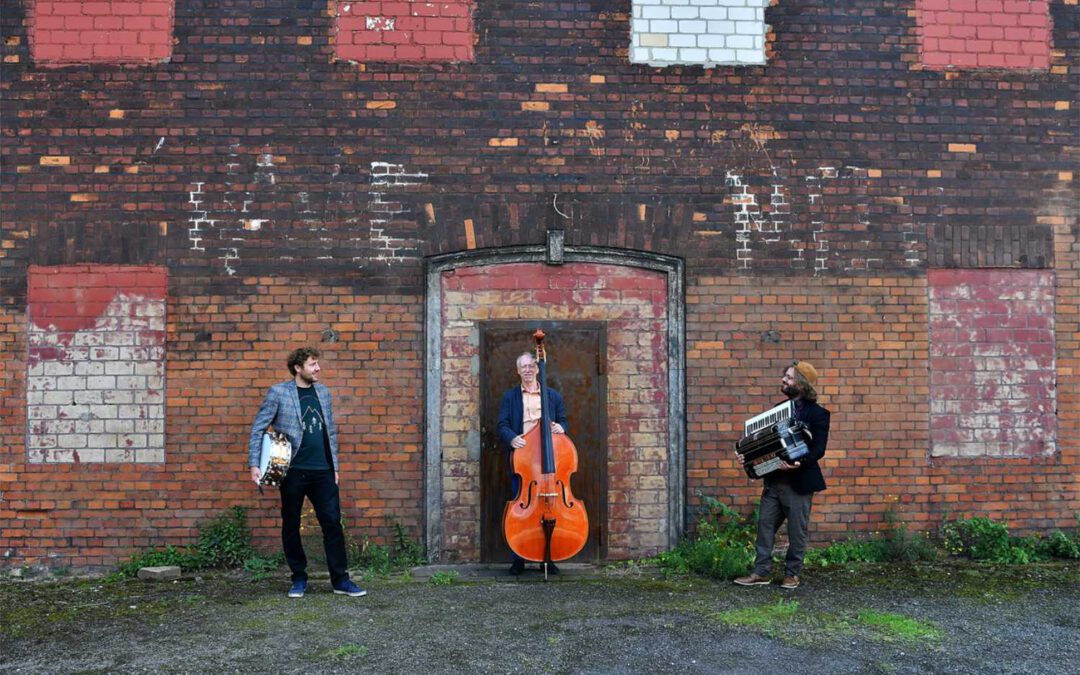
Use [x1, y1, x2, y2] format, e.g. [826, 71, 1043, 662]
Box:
[783, 399, 830, 495]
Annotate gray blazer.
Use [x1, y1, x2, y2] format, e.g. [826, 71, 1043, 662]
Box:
[248, 381, 340, 471]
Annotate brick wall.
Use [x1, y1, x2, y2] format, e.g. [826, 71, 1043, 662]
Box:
[0, 1, 1076, 570]
[2, 281, 425, 569]
[439, 263, 670, 560]
[688, 274, 1076, 536]
[28, 0, 174, 66]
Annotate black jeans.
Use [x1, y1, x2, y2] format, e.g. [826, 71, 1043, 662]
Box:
[280, 469, 349, 585]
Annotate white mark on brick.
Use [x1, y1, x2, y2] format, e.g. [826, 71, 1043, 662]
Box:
[366, 161, 427, 265]
[366, 16, 395, 31]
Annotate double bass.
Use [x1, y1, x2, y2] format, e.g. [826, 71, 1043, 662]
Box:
[503, 330, 589, 576]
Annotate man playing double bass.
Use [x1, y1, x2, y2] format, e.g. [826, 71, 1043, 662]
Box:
[497, 351, 570, 575]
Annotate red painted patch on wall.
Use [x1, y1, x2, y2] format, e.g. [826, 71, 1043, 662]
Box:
[29, 0, 174, 66]
[28, 264, 167, 334]
[335, 1, 475, 63]
[916, 0, 1051, 70]
[928, 269, 1056, 457]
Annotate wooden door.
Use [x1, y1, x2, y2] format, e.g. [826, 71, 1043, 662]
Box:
[480, 321, 607, 563]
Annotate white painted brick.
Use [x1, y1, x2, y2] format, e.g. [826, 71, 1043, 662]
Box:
[103, 390, 134, 405]
[74, 390, 104, 405]
[117, 376, 146, 390]
[698, 33, 728, 48]
[670, 33, 697, 47]
[79, 449, 106, 462]
[680, 48, 708, 61]
[729, 7, 761, 21]
[106, 362, 135, 375]
[678, 20, 707, 33]
[734, 20, 762, 36]
[708, 48, 738, 62]
[28, 405, 57, 419]
[727, 35, 755, 49]
[136, 449, 165, 463]
[58, 434, 87, 448]
[122, 434, 148, 448]
[74, 361, 104, 376]
[42, 361, 74, 376]
[650, 48, 680, 61]
[736, 49, 766, 63]
[707, 20, 735, 34]
[41, 391, 72, 405]
[118, 404, 145, 419]
[105, 448, 134, 462]
[650, 19, 678, 33]
[87, 404, 116, 419]
[642, 5, 671, 19]
[55, 376, 86, 390]
[700, 7, 728, 20]
[671, 6, 700, 19]
[87, 376, 116, 389]
[88, 433, 118, 447]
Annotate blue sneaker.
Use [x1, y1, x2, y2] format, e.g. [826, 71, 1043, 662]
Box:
[332, 579, 367, 597]
[287, 580, 306, 598]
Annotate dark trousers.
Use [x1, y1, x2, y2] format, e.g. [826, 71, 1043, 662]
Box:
[280, 469, 349, 585]
[753, 480, 814, 577]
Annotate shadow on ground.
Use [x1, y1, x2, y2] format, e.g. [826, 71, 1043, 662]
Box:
[1, 561, 1077, 674]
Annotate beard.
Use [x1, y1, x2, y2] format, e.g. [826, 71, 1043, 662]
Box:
[298, 371, 317, 384]
[782, 384, 800, 399]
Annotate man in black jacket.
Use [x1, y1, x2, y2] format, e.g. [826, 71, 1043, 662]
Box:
[735, 361, 830, 590]
[496, 351, 569, 575]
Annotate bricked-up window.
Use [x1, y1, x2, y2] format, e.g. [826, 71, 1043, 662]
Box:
[335, 1, 475, 63]
[916, 0, 1051, 70]
[28, 1, 174, 67]
[27, 265, 167, 463]
[630, 0, 767, 67]
[928, 270, 1056, 458]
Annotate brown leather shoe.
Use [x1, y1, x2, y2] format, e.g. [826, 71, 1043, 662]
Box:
[780, 575, 800, 589]
[733, 573, 771, 586]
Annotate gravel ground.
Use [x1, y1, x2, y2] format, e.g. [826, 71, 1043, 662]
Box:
[1, 561, 1077, 674]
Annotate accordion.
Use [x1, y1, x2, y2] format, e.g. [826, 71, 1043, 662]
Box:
[736, 401, 813, 480]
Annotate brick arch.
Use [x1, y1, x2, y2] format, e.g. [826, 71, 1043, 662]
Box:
[424, 247, 685, 562]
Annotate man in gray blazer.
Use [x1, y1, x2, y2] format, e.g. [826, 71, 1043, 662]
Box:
[248, 347, 365, 598]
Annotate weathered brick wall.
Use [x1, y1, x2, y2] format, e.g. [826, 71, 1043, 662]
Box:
[2, 281, 425, 569]
[0, 0, 1076, 569]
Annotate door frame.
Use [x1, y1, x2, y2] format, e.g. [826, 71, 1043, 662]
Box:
[423, 243, 686, 562]
[479, 320, 608, 563]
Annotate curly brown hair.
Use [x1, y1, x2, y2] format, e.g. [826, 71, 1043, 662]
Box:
[287, 346, 321, 376]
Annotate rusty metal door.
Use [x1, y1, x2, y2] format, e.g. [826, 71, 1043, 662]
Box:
[480, 321, 607, 563]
